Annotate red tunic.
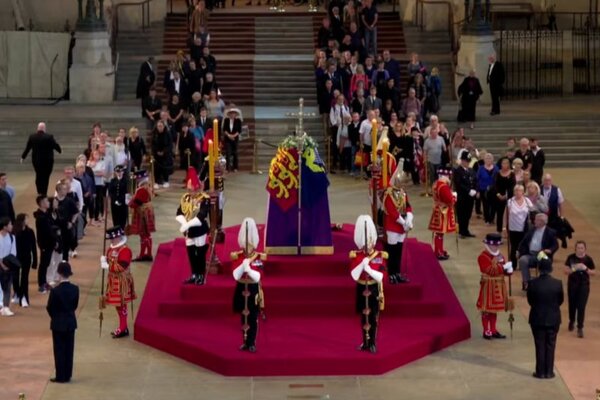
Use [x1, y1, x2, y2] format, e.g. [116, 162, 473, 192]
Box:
[350, 250, 387, 283]
[105, 244, 136, 306]
[127, 187, 156, 235]
[476, 250, 508, 313]
[428, 179, 457, 233]
[383, 188, 412, 234]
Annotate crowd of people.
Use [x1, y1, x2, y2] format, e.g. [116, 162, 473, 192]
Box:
[137, 0, 243, 183]
[314, 0, 444, 175]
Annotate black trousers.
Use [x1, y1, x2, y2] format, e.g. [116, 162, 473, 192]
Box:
[61, 227, 76, 261]
[456, 195, 474, 235]
[225, 140, 239, 171]
[495, 198, 507, 233]
[568, 280, 590, 329]
[111, 203, 128, 230]
[13, 262, 30, 302]
[490, 85, 501, 114]
[186, 244, 208, 276]
[94, 185, 106, 220]
[38, 248, 53, 288]
[508, 230, 525, 266]
[385, 242, 404, 277]
[480, 190, 495, 224]
[0, 271, 11, 307]
[531, 325, 558, 377]
[356, 283, 380, 347]
[52, 330, 75, 382]
[234, 282, 260, 347]
[34, 162, 53, 196]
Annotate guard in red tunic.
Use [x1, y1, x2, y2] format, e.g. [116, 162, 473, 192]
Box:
[100, 226, 136, 338]
[350, 215, 387, 354]
[476, 233, 514, 340]
[428, 168, 457, 260]
[370, 136, 398, 224]
[127, 170, 156, 262]
[383, 164, 414, 284]
[231, 218, 266, 353]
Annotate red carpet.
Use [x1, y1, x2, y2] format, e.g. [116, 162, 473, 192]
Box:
[134, 225, 470, 376]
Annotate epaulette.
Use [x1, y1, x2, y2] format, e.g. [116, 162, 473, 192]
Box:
[381, 251, 389, 259]
[230, 250, 243, 261]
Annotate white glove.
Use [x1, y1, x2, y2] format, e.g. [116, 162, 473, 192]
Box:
[452, 191, 458, 200]
[100, 255, 109, 270]
[503, 261, 513, 274]
[469, 189, 477, 197]
[351, 263, 364, 281]
[396, 216, 406, 225]
[125, 194, 132, 204]
[404, 212, 414, 230]
[242, 259, 251, 272]
[179, 223, 188, 233]
[115, 201, 121, 206]
[364, 265, 384, 283]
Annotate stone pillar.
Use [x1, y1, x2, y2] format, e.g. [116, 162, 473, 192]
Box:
[455, 0, 494, 104]
[398, 0, 417, 24]
[455, 34, 496, 105]
[70, 30, 115, 103]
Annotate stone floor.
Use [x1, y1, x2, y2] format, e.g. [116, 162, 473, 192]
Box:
[1, 165, 599, 400]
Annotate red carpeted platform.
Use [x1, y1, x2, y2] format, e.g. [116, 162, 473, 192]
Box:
[134, 225, 470, 376]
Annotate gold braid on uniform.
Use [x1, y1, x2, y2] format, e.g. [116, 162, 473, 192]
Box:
[382, 187, 407, 215]
[180, 193, 209, 220]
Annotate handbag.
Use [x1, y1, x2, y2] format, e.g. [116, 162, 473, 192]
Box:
[354, 150, 370, 167]
[2, 235, 21, 271]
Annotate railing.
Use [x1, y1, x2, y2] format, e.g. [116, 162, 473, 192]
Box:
[10, 0, 26, 30]
[111, 0, 153, 60]
[415, 0, 459, 53]
[530, 12, 600, 31]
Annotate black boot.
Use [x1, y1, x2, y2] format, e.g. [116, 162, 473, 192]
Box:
[195, 274, 205, 285]
[183, 274, 197, 284]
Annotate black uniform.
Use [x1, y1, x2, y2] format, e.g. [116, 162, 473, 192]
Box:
[177, 194, 210, 283]
[565, 253, 595, 330]
[232, 253, 264, 350]
[527, 272, 563, 378]
[108, 176, 129, 229]
[46, 281, 79, 383]
[453, 164, 477, 236]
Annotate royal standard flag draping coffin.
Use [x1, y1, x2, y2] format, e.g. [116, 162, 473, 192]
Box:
[264, 136, 333, 255]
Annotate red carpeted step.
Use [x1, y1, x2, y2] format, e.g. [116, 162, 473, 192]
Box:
[134, 224, 471, 376]
[158, 298, 445, 318]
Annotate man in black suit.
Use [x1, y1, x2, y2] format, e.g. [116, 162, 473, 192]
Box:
[487, 53, 505, 116]
[527, 256, 563, 379]
[142, 87, 162, 129]
[21, 122, 62, 196]
[197, 107, 211, 133]
[166, 70, 189, 104]
[0, 186, 15, 223]
[136, 57, 155, 101]
[518, 213, 559, 289]
[453, 152, 477, 238]
[46, 262, 79, 383]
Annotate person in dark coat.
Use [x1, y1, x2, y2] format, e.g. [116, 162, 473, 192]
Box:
[128, 127, 147, 171]
[457, 71, 483, 127]
[518, 213, 559, 290]
[13, 213, 37, 307]
[0, 186, 15, 223]
[487, 53, 505, 115]
[136, 57, 155, 100]
[47, 262, 79, 383]
[151, 121, 174, 187]
[527, 256, 563, 379]
[21, 122, 62, 196]
[142, 87, 162, 129]
[223, 108, 243, 172]
[34, 196, 55, 293]
[453, 152, 478, 238]
[108, 165, 129, 229]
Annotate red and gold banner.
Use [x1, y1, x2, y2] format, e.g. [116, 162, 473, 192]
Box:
[266, 146, 299, 212]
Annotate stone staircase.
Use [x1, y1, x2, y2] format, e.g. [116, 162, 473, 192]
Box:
[114, 22, 165, 101]
[0, 104, 145, 172]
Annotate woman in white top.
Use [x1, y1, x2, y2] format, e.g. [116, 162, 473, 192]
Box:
[88, 150, 106, 223]
[505, 184, 533, 266]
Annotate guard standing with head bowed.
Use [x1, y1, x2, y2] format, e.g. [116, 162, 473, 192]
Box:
[231, 218, 266, 353]
[476, 233, 513, 340]
[176, 167, 211, 285]
[382, 163, 413, 284]
[100, 226, 136, 338]
[428, 168, 457, 260]
[127, 170, 155, 262]
[350, 215, 387, 354]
